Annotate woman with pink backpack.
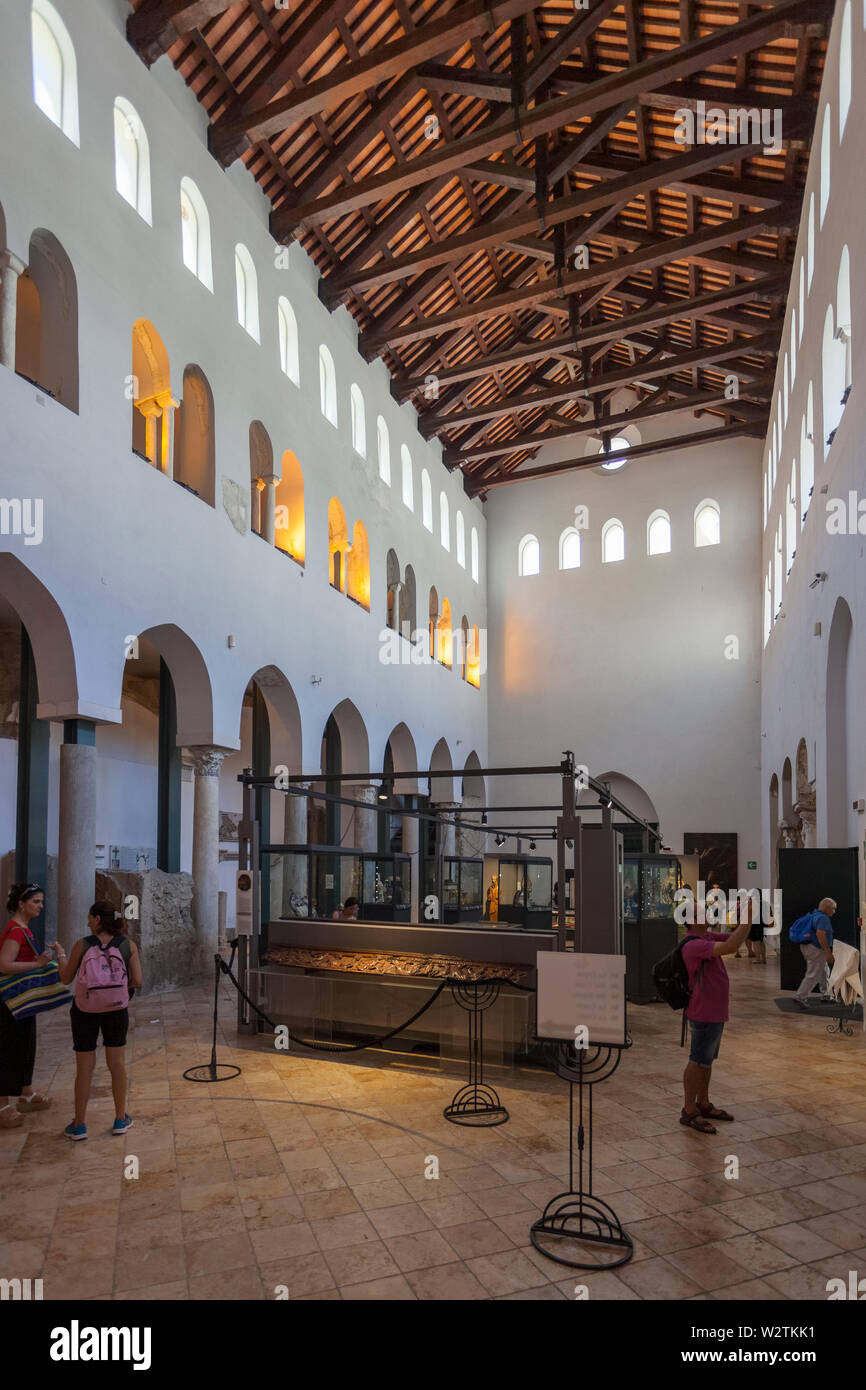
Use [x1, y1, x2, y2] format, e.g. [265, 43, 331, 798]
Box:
[57, 901, 143, 1140]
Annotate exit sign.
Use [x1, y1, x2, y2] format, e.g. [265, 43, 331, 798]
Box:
[747, 860, 757, 870]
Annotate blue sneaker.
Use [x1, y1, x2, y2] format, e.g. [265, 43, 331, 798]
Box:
[112, 1114, 133, 1136]
[64, 1122, 87, 1141]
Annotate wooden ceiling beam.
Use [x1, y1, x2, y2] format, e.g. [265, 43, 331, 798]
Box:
[465, 421, 766, 494]
[417, 63, 513, 102]
[126, 0, 235, 66]
[363, 202, 798, 354]
[270, 0, 830, 228]
[524, 0, 622, 97]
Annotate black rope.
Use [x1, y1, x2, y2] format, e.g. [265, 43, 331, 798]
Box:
[218, 952, 535, 1054]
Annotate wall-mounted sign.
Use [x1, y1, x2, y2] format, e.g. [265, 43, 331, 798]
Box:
[536, 951, 626, 1047]
[747, 861, 757, 871]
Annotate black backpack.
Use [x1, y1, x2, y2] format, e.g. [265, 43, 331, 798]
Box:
[652, 938, 706, 1046]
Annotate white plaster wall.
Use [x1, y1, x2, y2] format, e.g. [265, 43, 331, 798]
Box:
[759, 0, 866, 899]
[485, 403, 764, 889]
[0, 0, 488, 832]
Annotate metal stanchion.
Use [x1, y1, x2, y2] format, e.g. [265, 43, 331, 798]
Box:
[183, 949, 242, 1083]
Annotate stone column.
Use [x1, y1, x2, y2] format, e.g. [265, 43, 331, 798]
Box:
[57, 722, 97, 955]
[402, 812, 420, 923]
[0, 251, 25, 372]
[282, 781, 310, 913]
[190, 746, 228, 954]
[261, 474, 277, 545]
[353, 785, 379, 853]
[251, 479, 263, 536]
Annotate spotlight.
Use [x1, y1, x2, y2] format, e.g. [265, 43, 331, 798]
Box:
[566, 839, 573, 849]
[481, 812, 488, 825]
[495, 834, 506, 847]
[529, 840, 536, 851]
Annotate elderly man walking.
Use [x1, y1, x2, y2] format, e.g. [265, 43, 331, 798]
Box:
[794, 897, 837, 1010]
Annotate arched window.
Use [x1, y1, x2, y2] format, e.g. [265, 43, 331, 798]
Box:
[559, 527, 581, 569]
[455, 511, 466, 567]
[377, 416, 390, 484]
[763, 565, 772, 646]
[275, 450, 305, 565]
[234, 244, 259, 341]
[350, 384, 366, 457]
[319, 344, 337, 425]
[820, 107, 831, 227]
[601, 518, 624, 563]
[328, 498, 348, 592]
[421, 470, 433, 530]
[31, 0, 79, 145]
[437, 599, 453, 669]
[428, 586, 439, 658]
[347, 520, 370, 611]
[400, 564, 416, 637]
[598, 434, 631, 471]
[774, 517, 783, 615]
[466, 624, 481, 689]
[839, 1, 852, 137]
[786, 462, 797, 574]
[180, 178, 213, 291]
[647, 509, 671, 555]
[440, 492, 450, 550]
[114, 99, 151, 223]
[518, 533, 540, 576]
[249, 420, 273, 538]
[790, 314, 797, 386]
[131, 319, 171, 466]
[800, 384, 815, 510]
[16, 230, 79, 412]
[174, 365, 215, 506]
[782, 354, 789, 428]
[401, 445, 413, 510]
[798, 259, 805, 344]
[837, 245, 852, 399]
[470, 527, 479, 582]
[694, 500, 721, 547]
[822, 304, 846, 456]
[278, 297, 299, 385]
[807, 194, 815, 289]
[386, 550, 400, 631]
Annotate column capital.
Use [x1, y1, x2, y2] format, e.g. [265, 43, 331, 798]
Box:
[0, 249, 26, 277]
[189, 745, 230, 777]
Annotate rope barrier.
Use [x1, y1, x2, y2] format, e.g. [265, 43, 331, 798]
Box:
[218, 951, 535, 1054]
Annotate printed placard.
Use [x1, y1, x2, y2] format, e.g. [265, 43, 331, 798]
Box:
[536, 951, 627, 1046]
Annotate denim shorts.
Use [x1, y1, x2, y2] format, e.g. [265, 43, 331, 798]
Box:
[688, 1019, 724, 1067]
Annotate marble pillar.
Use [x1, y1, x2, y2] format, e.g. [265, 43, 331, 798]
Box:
[57, 734, 97, 955]
[402, 813, 420, 923]
[437, 802, 460, 858]
[282, 781, 310, 913]
[354, 784, 379, 853]
[261, 474, 277, 545]
[0, 250, 25, 372]
[190, 746, 227, 954]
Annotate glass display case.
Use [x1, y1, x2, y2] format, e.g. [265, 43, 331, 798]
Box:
[263, 846, 412, 923]
[494, 857, 554, 931]
[421, 856, 483, 923]
[622, 854, 681, 1004]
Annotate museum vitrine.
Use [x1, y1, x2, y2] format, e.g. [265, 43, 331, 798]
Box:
[622, 853, 681, 1004]
[264, 846, 412, 922]
[494, 856, 554, 930]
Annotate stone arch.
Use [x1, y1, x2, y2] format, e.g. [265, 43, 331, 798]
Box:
[240, 664, 302, 771]
[328, 497, 348, 592]
[429, 736, 454, 802]
[794, 737, 815, 846]
[826, 596, 854, 845]
[18, 229, 78, 411]
[328, 698, 370, 776]
[0, 554, 78, 714]
[249, 420, 273, 537]
[175, 365, 215, 505]
[135, 623, 213, 747]
[781, 757, 794, 821]
[385, 548, 400, 630]
[275, 449, 304, 564]
[131, 318, 171, 466]
[769, 772, 780, 891]
[347, 519, 370, 611]
[578, 770, 659, 824]
[400, 564, 416, 638]
[459, 750, 487, 857]
[384, 722, 419, 795]
[462, 750, 485, 803]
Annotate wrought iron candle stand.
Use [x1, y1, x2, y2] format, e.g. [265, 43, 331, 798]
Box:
[530, 1038, 633, 1270]
[443, 980, 509, 1127]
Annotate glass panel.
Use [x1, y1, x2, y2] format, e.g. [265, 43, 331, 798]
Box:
[623, 857, 640, 921]
[460, 860, 483, 910]
[499, 860, 525, 907]
[114, 107, 139, 209]
[641, 859, 679, 919]
[527, 860, 552, 910]
[181, 190, 198, 275]
[442, 860, 459, 910]
[32, 12, 63, 128]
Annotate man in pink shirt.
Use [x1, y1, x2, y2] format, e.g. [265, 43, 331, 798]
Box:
[680, 910, 752, 1134]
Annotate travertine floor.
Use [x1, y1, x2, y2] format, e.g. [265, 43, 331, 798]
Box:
[2, 954, 866, 1301]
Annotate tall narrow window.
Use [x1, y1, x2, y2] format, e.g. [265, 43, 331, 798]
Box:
[440, 492, 450, 550]
[401, 445, 413, 510]
[559, 527, 581, 569]
[822, 303, 846, 456]
[786, 463, 797, 573]
[839, 1, 852, 137]
[601, 519, 624, 563]
[180, 178, 213, 291]
[837, 245, 852, 398]
[31, 0, 79, 145]
[377, 417, 390, 484]
[114, 99, 151, 222]
[350, 384, 366, 457]
[807, 194, 815, 289]
[694, 500, 721, 547]
[790, 314, 797, 386]
[319, 345, 337, 425]
[800, 385, 815, 509]
[421, 470, 433, 531]
[774, 518, 783, 615]
[278, 297, 299, 384]
[764, 567, 772, 646]
[234, 244, 259, 342]
[518, 534, 540, 576]
[820, 107, 831, 227]
[798, 259, 805, 344]
[456, 511, 465, 566]
[470, 527, 479, 582]
[647, 510, 671, 555]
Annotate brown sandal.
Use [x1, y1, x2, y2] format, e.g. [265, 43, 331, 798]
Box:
[0, 1105, 24, 1129]
[698, 1103, 734, 1122]
[17, 1093, 51, 1112]
[680, 1108, 717, 1134]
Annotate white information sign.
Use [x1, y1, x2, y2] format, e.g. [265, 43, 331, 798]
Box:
[536, 951, 627, 1047]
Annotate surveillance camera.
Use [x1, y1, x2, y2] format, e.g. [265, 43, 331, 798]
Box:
[809, 572, 828, 590]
